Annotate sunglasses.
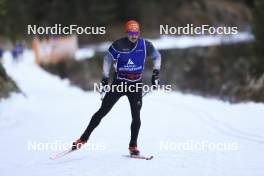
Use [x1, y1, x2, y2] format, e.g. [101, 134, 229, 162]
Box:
[128, 31, 139, 36]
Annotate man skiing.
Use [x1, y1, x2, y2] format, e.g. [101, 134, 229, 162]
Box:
[72, 20, 161, 156]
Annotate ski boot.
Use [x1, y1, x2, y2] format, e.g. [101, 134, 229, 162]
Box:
[72, 139, 86, 151]
[129, 146, 140, 156]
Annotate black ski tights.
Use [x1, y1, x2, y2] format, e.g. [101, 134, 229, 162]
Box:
[80, 80, 142, 147]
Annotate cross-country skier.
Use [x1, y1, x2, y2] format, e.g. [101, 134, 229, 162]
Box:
[72, 20, 161, 156]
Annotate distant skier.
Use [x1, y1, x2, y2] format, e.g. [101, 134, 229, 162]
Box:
[0, 47, 3, 61]
[11, 42, 23, 61]
[72, 20, 161, 156]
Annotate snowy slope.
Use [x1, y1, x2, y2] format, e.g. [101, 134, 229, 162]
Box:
[1, 50, 264, 176]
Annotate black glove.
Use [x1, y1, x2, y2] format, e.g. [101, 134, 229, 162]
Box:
[151, 69, 160, 89]
[101, 77, 109, 87]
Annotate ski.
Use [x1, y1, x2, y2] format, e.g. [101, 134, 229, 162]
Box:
[123, 155, 154, 160]
[50, 150, 154, 160]
[49, 149, 75, 160]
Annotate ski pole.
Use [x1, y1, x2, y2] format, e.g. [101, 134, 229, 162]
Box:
[142, 90, 150, 98]
[99, 91, 106, 100]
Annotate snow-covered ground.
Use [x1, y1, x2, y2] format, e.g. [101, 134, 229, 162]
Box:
[1, 50, 264, 176]
[75, 32, 254, 60]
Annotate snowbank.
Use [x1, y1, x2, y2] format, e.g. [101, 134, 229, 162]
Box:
[75, 32, 254, 60]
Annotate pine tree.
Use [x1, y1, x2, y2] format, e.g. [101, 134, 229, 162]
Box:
[252, 0, 264, 77]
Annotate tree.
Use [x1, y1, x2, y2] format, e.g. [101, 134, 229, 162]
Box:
[251, 0, 264, 77]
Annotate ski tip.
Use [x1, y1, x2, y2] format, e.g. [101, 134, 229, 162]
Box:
[49, 149, 74, 160]
[146, 155, 154, 160]
[49, 154, 59, 160]
[49, 156, 56, 160]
